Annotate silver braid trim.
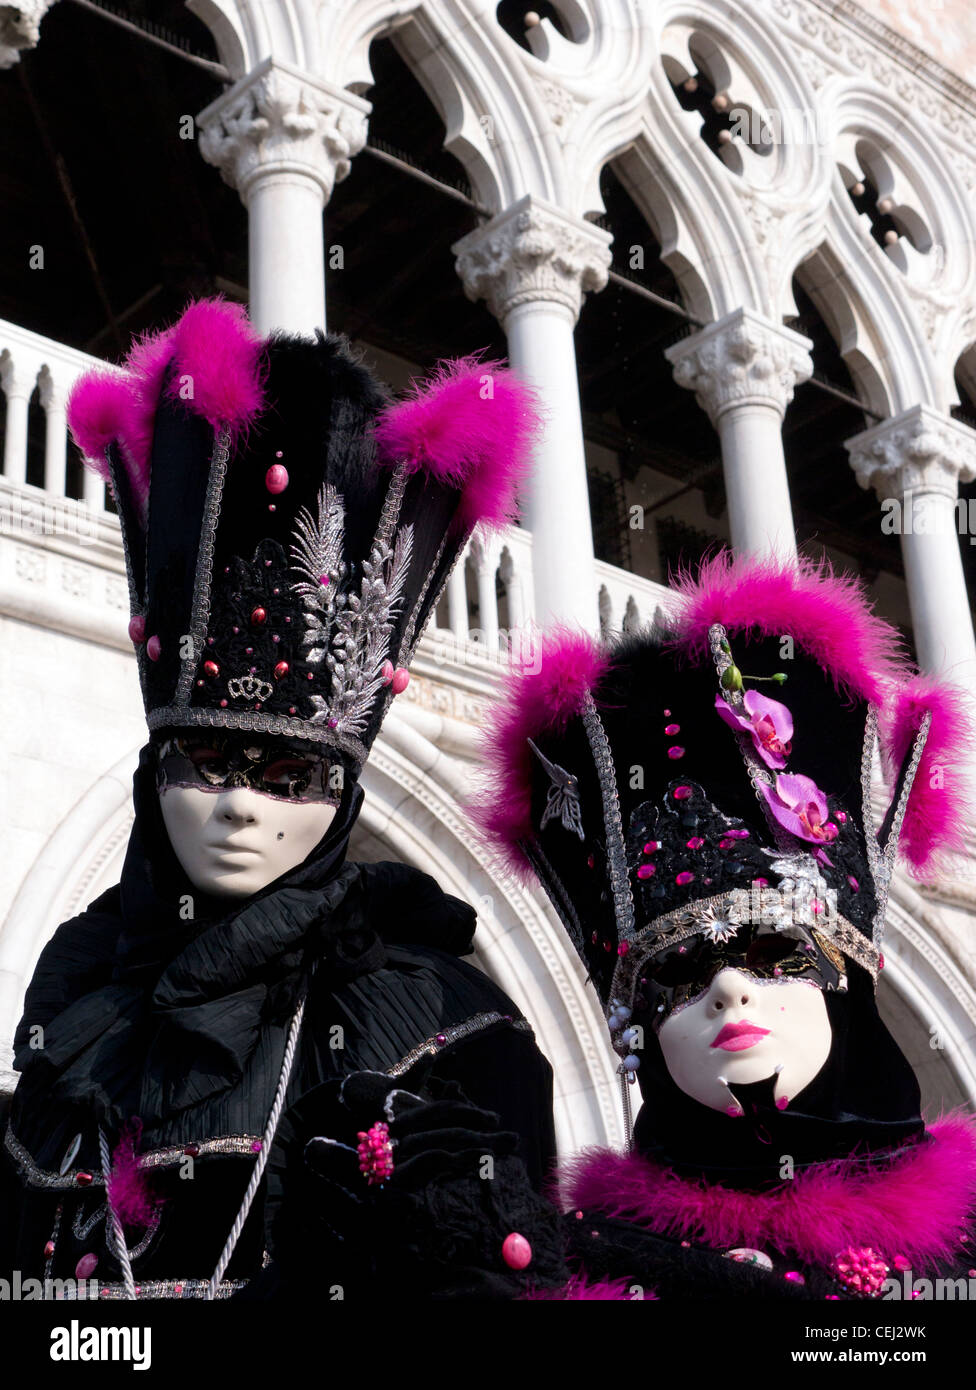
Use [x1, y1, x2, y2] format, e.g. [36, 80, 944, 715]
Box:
[580, 691, 635, 942]
[175, 426, 232, 705]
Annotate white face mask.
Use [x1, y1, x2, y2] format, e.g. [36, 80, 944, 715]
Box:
[159, 783, 338, 899]
[657, 967, 832, 1115]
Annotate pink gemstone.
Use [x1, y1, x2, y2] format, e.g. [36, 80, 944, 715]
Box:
[232, 626, 240, 634]
[128, 614, 146, 644]
[731, 828, 750, 839]
[663, 709, 671, 717]
[753, 877, 769, 887]
[220, 699, 228, 708]
[772, 967, 782, 977]
[75, 1253, 98, 1279]
[250, 1141, 262, 1153]
[783, 1271, 805, 1284]
[893, 1255, 912, 1272]
[719, 837, 734, 850]
[274, 661, 289, 680]
[391, 667, 410, 695]
[268, 504, 276, 512]
[673, 785, 692, 800]
[617, 941, 630, 957]
[501, 1232, 533, 1270]
[643, 841, 660, 853]
[275, 450, 283, 459]
[435, 1033, 447, 1046]
[307, 672, 314, 680]
[637, 864, 655, 879]
[664, 723, 680, 735]
[879, 954, 885, 970]
[146, 635, 161, 662]
[847, 875, 859, 891]
[675, 871, 695, 886]
[265, 463, 289, 494]
[667, 746, 685, 760]
[288, 706, 296, 715]
[319, 574, 330, 587]
[686, 836, 705, 850]
[381, 660, 395, 686]
[44, 1240, 55, 1258]
[726, 1106, 742, 1117]
[776, 1095, 789, 1110]
[836, 811, 847, 823]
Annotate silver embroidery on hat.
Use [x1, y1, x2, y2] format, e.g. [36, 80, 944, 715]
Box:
[528, 738, 585, 840]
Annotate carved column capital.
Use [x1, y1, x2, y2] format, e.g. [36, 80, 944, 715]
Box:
[846, 405, 976, 501]
[453, 195, 612, 325]
[0, 0, 57, 69]
[197, 57, 370, 205]
[664, 308, 814, 425]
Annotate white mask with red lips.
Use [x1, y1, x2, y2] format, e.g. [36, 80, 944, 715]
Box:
[657, 967, 833, 1115]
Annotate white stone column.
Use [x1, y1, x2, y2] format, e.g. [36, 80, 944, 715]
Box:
[454, 195, 612, 631]
[847, 405, 976, 683]
[665, 308, 813, 561]
[447, 561, 469, 642]
[1, 354, 35, 487]
[472, 537, 500, 654]
[38, 366, 66, 497]
[198, 57, 370, 336]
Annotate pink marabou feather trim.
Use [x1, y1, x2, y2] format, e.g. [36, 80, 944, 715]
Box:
[560, 1113, 976, 1272]
[373, 355, 542, 531]
[881, 676, 976, 877]
[668, 552, 908, 704]
[106, 1119, 160, 1228]
[67, 298, 266, 525]
[467, 628, 607, 880]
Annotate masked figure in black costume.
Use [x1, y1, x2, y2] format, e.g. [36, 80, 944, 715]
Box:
[0, 300, 566, 1301]
[477, 554, 976, 1299]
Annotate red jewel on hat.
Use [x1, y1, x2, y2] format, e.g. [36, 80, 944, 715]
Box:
[245, 648, 253, 657]
[76, 1172, 93, 1187]
[686, 836, 705, 849]
[203, 660, 219, 679]
[673, 785, 692, 800]
[196, 679, 204, 687]
[268, 504, 276, 512]
[381, 660, 394, 685]
[675, 871, 695, 886]
[184, 1144, 200, 1158]
[75, 1253, 98, 1279]
[265, 464, 289, 494]
[128, 615, 146, 644]
[501, 1233, 532, 1270]
[617, 942, 630, 957]
[44, 1240, 55, 1258]
[391, 667, 410, 695]
[220, 699, 228, 708]
[288, 706, 297, 715]
[307, 672, 314, 680]
[274, 661, 289, 680]
[664, 723, 680, 735]
[146, 635, 161, 662]
[251, 607, 267, 625]
[667, 746, 685, 759]
[636, 864, 655, 879]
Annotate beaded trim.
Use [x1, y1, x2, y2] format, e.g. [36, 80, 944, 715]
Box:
[400, 527, 449, 665]
[386, 1012, 532, 1078]
[146, 703, 368, 767]
[580, 691, 636, 943]
[95, 1277, 246, 1301]
[176, 426, 231, 706]
[608, 887, 879, 1013]
[875, 709, 932, 945]
[106, 446, 147, 696]
[5, 1127, 263, 1190]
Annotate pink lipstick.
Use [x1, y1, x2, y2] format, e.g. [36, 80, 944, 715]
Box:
[711, 1020, 770, 1052]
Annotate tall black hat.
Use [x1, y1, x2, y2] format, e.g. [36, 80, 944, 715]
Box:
[68, 299, 539, 771]
[475, 555, 971, 1165]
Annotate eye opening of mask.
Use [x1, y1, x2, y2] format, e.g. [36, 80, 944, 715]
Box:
[153, 729, 344, 805]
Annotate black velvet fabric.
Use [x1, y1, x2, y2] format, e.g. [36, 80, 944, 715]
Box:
[1, 740, 558, 1294]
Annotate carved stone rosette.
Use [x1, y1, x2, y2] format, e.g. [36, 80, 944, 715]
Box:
[846, 405, 976, 502]
[453, 195, 612, 324]
[197, 57, 370, 204]
[664, 308, 814, 424]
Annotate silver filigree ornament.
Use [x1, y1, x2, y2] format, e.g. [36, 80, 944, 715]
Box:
[527, 738, 585, 840]
[289, 482, 414, 738]
[227, 674, 273, 703]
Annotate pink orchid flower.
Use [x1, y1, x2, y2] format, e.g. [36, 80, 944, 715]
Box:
[715, 690, 793, 769]
[760, 773, 839, 844]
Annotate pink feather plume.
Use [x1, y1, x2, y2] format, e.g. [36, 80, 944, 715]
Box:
[881, 675, 976, 878]
[668, 551, 909, 703]
[106, 1119, 161, 1229]
[467, 627, 607, 879]
[372, 355, 543, 531]
[67, 297, 266, 526]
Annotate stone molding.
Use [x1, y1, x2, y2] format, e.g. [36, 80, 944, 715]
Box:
[197, 55, 370, 204]
[846, 404, 976, 501]
[453, 195, 612, 325]
[664, 308, 814, 424]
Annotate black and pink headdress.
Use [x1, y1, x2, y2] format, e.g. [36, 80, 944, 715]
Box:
[68, 299, 539, 769]
[473, 554, 973, 1051]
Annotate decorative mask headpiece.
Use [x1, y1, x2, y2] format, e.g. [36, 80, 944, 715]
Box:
[67, 299, 540, 771]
